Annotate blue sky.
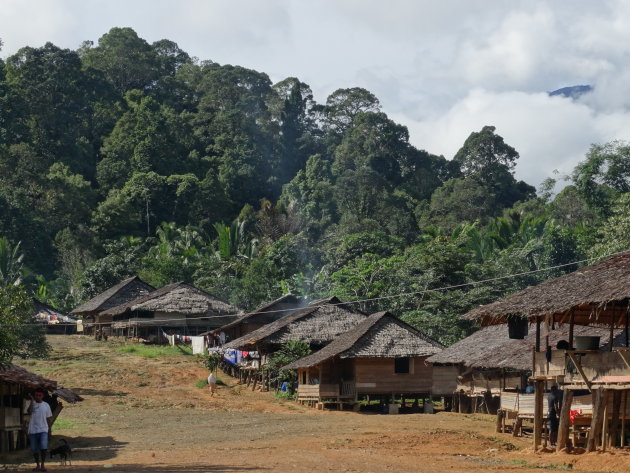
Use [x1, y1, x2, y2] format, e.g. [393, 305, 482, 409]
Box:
[2, 0, 630, 189]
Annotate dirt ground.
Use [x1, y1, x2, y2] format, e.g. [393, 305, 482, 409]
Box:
[3, 335, 630, 472]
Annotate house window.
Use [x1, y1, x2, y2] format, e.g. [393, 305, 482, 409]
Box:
[394, 357, 410, 374]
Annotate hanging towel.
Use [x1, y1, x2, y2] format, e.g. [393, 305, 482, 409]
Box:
[191, 336, 206, 355]
[168, 334, 175, 346]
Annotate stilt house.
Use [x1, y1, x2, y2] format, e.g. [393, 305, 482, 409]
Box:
[34, 300, 77, 334]
[102, 282, 241, 341]
[427, 324, 623, 415]
[223, 297, 366, 358]
[70, 276, 155, 338]
[283, 311, 443, 408]
[464, 252, 630, 452]
[0, 365, 82, 453]
[203, 294, 304, 346]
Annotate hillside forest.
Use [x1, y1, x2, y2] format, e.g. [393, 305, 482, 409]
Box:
[1, 28, 630, 347]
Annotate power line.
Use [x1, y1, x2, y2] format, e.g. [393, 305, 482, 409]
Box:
[3, 249, 626, 327]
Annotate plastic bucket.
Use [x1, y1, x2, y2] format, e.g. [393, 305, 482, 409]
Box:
[574, 335, 600, 350]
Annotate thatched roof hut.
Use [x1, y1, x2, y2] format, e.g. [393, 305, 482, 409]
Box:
[282, 312, 443, 405]
[70, 276, 155, 316]
[0, 364, 82, 453]
[223, 296, 366, 351]
[0, 364, 83, 403]
[284, 312, 443, 370]
[34, 300, 77, 334]
[209, 294, 302, 332]
[103, 282, 239, 318]
[102, 282, 242, 339]
[200, 294, 304, 342]
[464, 252, 630, 327]
[427, 324, 624, 371]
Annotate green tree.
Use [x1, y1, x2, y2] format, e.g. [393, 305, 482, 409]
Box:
[0, 285, 49, 363]
[572, 141, 630, 216]
[81, 27, 159, 95]
[322, 87, 380, 135]
[453, 125, 535, 209]
[589, 193, 630, 258]
[5, 42, 103, 177]
[263, 340, 312, 391]
[79, 237, 145, 300]
[0, 237, 27, 286]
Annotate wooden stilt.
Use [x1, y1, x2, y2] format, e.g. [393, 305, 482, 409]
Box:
[622, 390, 627, 447]
[611, 390, 622, 448]
[602, 396, 608, 452]
[587, 388, 606, 452]
[534, 379, 544, 451]
[557, 389, 573, 452]
[513, 417, 523, 437]
[496, 409, 504, 433]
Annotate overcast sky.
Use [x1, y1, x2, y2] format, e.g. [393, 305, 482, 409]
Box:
[2, 0, 630, 189]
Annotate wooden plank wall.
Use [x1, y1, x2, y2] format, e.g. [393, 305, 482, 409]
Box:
[432, 366, 459, 395]
[354, 357, 432, 394]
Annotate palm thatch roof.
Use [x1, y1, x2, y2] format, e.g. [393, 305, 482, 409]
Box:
[70, 276, 155, 315]
[283, 312, 444, 369]
[201, 294, 304, 336]
[464, 252, 630, 327]
[0, 365, 83, 403]
[34, 300, 76, 324]
[223, 297, 366, 350]
[103, 282, 241, 318]
[426, 324, 625, 371]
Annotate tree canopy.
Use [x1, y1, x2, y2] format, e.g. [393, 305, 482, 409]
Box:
[0, 27, 626, 346]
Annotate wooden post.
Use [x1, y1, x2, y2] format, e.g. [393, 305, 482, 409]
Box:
[602, 395, 608, 452]
[622, 390, 627, 447]
[496, 409, 504, 433]
[610, 315, 616, 352]
[534, 379, 544, 451]
[513, 417, 523, 437]
[557, 389, 573, 452]
[625, 312, 629, 348]
[587, 388, 606, 452]
[568, 312, 575, 349]
[536, 318, 541, 352]
[610, 390, 622, 448]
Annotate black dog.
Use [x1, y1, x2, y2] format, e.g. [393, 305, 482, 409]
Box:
[50, 439, 72, 465]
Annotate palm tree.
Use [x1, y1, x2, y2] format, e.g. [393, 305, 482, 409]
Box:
[0, 237, 27, 286]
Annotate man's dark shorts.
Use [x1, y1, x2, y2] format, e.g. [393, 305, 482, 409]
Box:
[29, 432, 48, 453]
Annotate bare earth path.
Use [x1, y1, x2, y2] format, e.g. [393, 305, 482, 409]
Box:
[3, 335, 629, 472]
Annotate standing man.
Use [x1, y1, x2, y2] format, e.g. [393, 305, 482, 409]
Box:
[548, 384, 563, 446]
[28, 391, 53, 472]
[207, 371, 217, 397]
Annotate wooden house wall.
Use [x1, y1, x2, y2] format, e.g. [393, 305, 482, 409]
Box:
[0, 382, 22, 429]
[432, 365, 460, 395]
[354, 357, 432, 394]
[457, 370, 524, 394]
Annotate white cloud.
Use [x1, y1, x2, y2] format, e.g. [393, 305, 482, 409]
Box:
[1, 0, 630, 188]
[400, 88, 630, 187]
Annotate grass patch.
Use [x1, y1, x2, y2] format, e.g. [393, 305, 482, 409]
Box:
[117, 344, 193, 358]
[487, 435, 520, 451]
[195, 379, 208, 388]
[274, 390, 296, 401]
[53, 417, 77, 430]
[509, 459, 573, 470]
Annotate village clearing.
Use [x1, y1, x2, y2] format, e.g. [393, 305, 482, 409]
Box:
[3, 336, 629, 473]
